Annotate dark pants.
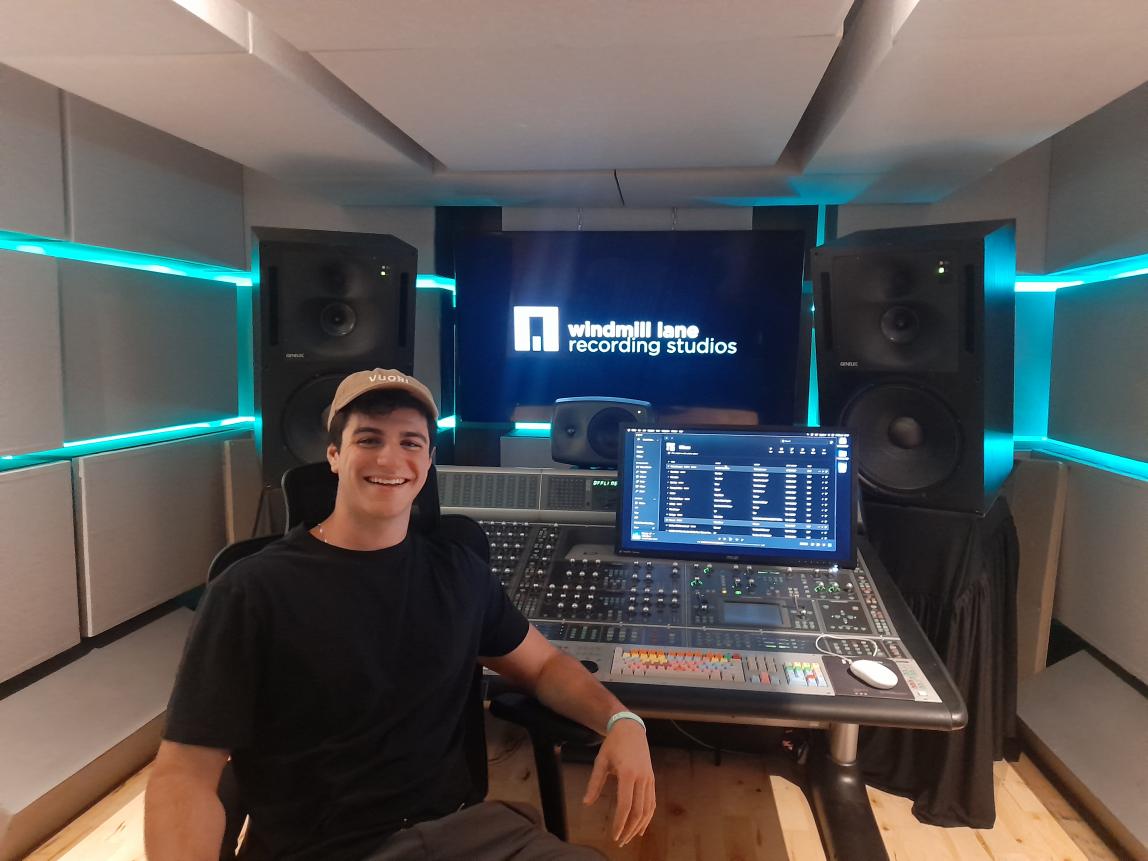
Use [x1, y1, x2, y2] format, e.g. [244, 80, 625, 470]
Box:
[362, 801, 606, 860]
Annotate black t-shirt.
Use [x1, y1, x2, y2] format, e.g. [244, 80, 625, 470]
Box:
[164, 525, 529, 861]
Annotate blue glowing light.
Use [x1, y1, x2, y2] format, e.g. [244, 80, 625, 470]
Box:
[416, 274, 457, 307]
[4, 417, 256, 465]
[514, 422, 552, 432]
[1015, 436, 1148, 482]
[0, 230, 251, 283]
[436, 415, 458, 430]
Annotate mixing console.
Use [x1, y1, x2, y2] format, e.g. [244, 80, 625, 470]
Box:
[476, 520, 942, 704]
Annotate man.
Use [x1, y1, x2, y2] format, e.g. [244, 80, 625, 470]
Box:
[145, 369, 655, 860]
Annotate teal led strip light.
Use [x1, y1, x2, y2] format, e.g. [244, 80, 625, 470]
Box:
[0, 230, 253, 285]
[0, 230, 456, 297]
[1, 417, 255, 469]
[1015, 436, 1148, 482]
[1015, 250, 1148, 290]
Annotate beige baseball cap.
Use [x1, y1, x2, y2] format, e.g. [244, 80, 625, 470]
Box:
[326, 368, 439, 429]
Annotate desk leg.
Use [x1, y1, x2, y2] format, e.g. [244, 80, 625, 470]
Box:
[806, 723, 889, 861]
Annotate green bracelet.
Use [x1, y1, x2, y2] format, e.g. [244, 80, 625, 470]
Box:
[606, 710, 646, 734]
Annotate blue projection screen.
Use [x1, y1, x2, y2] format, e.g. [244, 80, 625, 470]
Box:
[454, 231, 806, 424]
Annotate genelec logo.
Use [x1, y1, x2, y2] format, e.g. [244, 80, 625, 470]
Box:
[511, 306, 737, 357]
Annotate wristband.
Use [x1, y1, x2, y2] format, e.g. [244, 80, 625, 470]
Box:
[606, 711, 646, 734]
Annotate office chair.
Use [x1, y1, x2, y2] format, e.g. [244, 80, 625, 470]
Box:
[205, 462, 598, 859]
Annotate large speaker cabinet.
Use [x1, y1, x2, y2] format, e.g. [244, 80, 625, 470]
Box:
[253, 228, 418, 486]
[812, 221, 1015, 514]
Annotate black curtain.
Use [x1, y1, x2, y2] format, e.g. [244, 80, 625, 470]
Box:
[858, 496, 1019, 827]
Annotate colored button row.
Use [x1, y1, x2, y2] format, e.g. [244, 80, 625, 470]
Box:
[611, 648, 746, 682]
[783, 661, 827, 687]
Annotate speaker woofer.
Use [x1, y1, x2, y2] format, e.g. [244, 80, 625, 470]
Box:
[841, 384, 961, 494]
[319, 301, 357, 337]
[282, 374, 344, 466]
[586, 407, 637, 462]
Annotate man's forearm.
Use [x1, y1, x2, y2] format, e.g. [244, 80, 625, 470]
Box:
[144, 771, 228, 861]
[531, 650, 630, 734]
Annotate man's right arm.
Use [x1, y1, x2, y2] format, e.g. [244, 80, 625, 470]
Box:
[145, 740, 231, 861]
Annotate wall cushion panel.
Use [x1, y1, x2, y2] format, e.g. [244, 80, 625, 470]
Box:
[0, 463, 80, 683]
[1055, 464, 1148, 685]
[0, 64, 65, 239]
[1048, 275, 1148, 462]
[64, 94, 245, 269]
[73, 434, 232, 636]
[58, 260, 237, 442]
[0, 251, 64, 455]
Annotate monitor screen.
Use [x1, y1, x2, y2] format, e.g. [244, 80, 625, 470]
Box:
[616, 426, 856, 567]
[454, 230, 806, 424]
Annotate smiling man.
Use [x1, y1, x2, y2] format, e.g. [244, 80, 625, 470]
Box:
[145, 369, 655, 861]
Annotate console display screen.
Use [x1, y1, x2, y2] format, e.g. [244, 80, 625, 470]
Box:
[616, 426, 856, 567]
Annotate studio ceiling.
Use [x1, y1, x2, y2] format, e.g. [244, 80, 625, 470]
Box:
[2, 0, 1148, 207]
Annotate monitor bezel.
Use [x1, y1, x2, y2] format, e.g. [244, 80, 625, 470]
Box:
[614, 424, 858, 568]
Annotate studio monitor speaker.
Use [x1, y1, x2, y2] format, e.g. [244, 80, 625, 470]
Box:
[254, 228, 418, 486]
[811, 221, 1015, 514]
[551, 397, 653, 468]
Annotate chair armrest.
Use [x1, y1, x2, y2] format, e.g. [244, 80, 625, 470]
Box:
[489, 692, 602, 747]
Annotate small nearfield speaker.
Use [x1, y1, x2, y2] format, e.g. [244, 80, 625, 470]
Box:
[254, 227, 418, 486]
[811, 221, 1015, 514]
[551, 397, 653, 468]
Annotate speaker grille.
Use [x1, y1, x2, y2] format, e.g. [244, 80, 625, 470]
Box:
[841, 384, 962, 494]
[829, 252, 960, 373]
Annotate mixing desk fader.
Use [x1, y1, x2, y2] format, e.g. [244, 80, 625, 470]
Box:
[476, 520, 942, 707]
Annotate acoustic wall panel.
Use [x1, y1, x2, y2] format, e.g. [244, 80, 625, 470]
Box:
[0, 64, 65, 239]
[63, 94, 246, 269]
[1047, 275, 1148, 462]
[1002, 457, 1067, 681]
[1055, 464, 1148, 686]
[0, 463, 80, 684]
[0, 251, 64, 456]
[1046, 82, 1148, 272]
[73, 434, 232, 636]
[58, 260, 237, 443]
[222, 436, 264, 544]
[0, 609, 193, 861]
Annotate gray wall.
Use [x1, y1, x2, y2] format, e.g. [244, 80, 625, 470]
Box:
[837, 140, 1052, 274]
[1045, 82, 1148, 272]
[0, 63, 245, 674]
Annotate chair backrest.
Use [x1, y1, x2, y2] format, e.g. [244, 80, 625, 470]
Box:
[281, 461, 443, 533]
[208, 535, 280, 582]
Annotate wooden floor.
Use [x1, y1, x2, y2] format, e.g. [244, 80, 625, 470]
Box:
[28, 717, 1121, 861]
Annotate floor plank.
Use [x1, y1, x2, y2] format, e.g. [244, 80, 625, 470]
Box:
[27, 720, 1116, 861]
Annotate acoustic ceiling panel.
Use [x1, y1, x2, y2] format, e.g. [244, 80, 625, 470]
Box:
[0, 0, 248, 57]
[805, 0, 1148, 202]
[248, 0, 851, 172]
[315, 37, 840, 172]
[242, 0, 853, 52]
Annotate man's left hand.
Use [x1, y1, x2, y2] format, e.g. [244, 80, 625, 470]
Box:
[582, 720, 656, 846]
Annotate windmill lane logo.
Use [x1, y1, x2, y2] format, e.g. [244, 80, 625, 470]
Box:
[513, 306, 560, 352]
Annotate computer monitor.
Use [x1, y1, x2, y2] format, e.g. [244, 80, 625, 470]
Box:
[616, 426, 857, 567]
